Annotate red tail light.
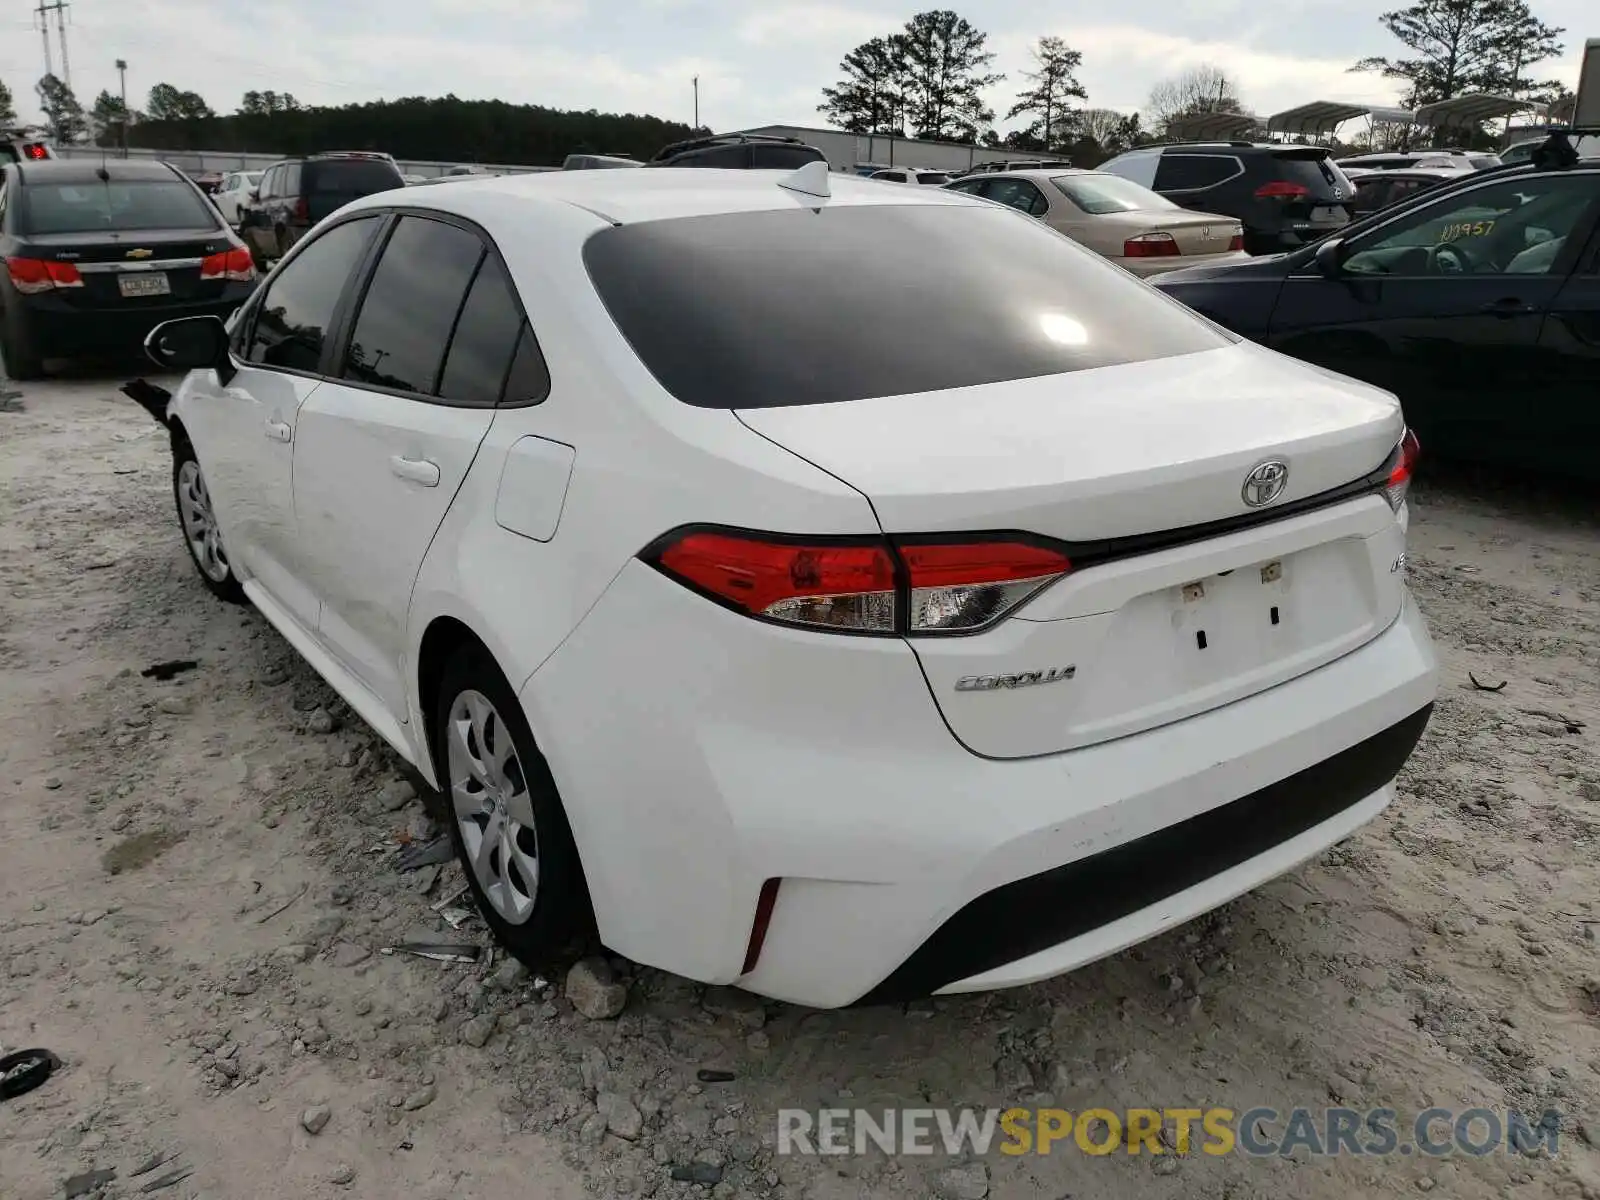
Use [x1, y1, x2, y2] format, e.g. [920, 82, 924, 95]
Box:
[1385, 428, 1421, 511]
[647, 529, 1071, 635]
[5, 256, 82, 293]
[200, 246, 256, 282]
[22, 142, 49, 160]
[293, 196, 310, 222]
[1122, 232, 1180, 259]
[1228, 232, 1245, 252]
[1255, 181, 1310, 200]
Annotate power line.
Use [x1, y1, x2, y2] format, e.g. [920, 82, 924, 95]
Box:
[33, 0, 70, 90]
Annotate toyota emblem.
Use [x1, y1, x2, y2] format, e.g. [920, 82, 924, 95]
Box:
[1242, 460, 1289, 508]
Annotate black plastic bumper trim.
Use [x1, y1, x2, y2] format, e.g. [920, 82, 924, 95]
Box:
[858, 703, 1433, 1005]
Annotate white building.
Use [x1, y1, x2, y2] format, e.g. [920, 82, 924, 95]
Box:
[734, 124, 1016, 175]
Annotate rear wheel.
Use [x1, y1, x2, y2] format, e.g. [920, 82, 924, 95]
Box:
[1, 302, 44, 381]
[172, 438, 244, 603]
[434, 644, 591, 966]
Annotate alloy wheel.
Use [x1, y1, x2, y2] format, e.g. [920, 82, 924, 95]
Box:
[176, 460, 230, 583]
[447, 689, 540, 925]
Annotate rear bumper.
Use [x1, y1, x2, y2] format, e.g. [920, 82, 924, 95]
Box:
[520, 559, 1437, 1009]
[17, 287, 254, 355]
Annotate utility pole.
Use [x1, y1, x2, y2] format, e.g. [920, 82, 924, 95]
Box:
[35, 1, 54, 80]
[116, 58, 128, 157]
[692, 76, 699, 130]
[33, 0, 71, 90]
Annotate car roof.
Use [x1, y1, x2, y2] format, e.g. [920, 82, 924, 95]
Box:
[352, 165, 995, 226]
[8, 158, 181, 184]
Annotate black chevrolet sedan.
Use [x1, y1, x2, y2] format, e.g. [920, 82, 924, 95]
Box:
[1, 158, 257, 378]
[1154, 156, 1600, 479]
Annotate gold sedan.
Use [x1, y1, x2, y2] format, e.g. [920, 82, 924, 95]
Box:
[945, 168, 1249, 276]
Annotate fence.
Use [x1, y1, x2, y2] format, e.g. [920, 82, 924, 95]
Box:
[52, 145, 556, 178]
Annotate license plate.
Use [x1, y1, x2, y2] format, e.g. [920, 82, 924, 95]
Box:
[1310, 206, 1349, 225]
[118, 272, 171, 298]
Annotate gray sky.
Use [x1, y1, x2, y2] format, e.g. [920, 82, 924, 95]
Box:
[1, 0, 1590, 134]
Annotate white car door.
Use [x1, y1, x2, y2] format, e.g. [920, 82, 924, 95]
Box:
[197, 213, 386, 632]
[291, 213, 508, 720]
[218, 174, 241, 223]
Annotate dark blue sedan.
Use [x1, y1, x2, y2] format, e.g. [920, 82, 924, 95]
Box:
[1153, 154, 1600, 480]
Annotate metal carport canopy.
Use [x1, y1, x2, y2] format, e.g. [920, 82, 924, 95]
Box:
[1413, 94, 1546, 129]
[1164, 111, 1260, 140]
[1265, 101, 1373, 135]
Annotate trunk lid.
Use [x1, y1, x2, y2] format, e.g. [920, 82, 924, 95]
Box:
[1140, 213, 1241, 257]
[19, 228, 236, 309]
[736, 341, 1409, 758]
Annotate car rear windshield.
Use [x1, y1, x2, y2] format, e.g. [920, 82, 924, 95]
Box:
[304, 159, 404, 194]
[583, 204, 1231, 410]
[1053, 173, 1175, 214]
[18, 179, 220, 234]
[1263, 149, 1352, 198]
[915, 171, 950, 184]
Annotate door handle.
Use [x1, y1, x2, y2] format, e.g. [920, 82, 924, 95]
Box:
[390, 455, 440, 487]
[264, 419, 292, 443]
[1479, 298, 1536, 317]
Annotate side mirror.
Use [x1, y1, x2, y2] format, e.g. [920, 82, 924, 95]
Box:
[249, 191, 260, 202]
[1314, 237, 1347, 277]
[144, 316, 236, 385]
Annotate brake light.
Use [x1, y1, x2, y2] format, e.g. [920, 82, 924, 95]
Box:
[5, 256, 82, 292]
[23, 142, 48, 160]
[1228, 232, 1245, 252]
[293, 196, 309, 222]
[646, 529, 1071, 635]
[199, 247, 256, 282]
[1122, 232, 1180, 259]
[1385, 428, 1421, 512]
[1255, 181, 1310, 199]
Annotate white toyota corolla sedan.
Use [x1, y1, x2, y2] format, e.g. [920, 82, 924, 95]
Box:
[139, 162, 1438, 1009]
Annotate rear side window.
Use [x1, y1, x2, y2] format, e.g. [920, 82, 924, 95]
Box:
[751, 144, 826, 169]
[916, 172, 950, 184]
[306, 159, 404, 195]
[437, 254, 526, 405]
[247, 215, 380, 372]
[17, 179, 220, 234]
[1097, 150, 1161, 189]
[1153, 154, 1241, 191]
[677, 145, 748, 168]
[342, 216, 483, 396]
[583, 205, 1230, 410]
[983, 178, 1049, 216]
[284, 164, 302, 193]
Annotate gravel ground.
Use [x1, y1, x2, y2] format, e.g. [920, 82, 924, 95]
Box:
[2, 367, 1599, 1200]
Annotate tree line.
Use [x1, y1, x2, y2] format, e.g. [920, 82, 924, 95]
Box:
[820, 0, 1571, 163]
[4, 75, 696, 167]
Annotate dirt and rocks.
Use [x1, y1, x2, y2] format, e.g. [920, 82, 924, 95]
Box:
[2, 368, 1599, 1200]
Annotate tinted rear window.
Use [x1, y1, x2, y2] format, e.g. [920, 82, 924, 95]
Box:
[583, 205, 1230, 410]
[18, 179, 219, 234]
[1264, 150, 1351, 198]
[305, 160, 403, 194]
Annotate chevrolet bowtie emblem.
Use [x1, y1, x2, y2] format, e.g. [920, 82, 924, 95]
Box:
[126, 248, 155, 259]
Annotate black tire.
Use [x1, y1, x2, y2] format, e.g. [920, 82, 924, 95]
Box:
[433, 643, 592, 966]
[171, 436, 245, 603]
[1, 301, 44, 381]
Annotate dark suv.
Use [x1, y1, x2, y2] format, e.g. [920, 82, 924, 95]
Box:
[238, 152, 404, 265]
[1096, 142, 1356, 255]
[647, 133, 827, 170]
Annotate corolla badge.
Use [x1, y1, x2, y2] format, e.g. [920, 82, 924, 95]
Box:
[955, 666, 1076, 692]
[1241, 460, 1290, 508]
